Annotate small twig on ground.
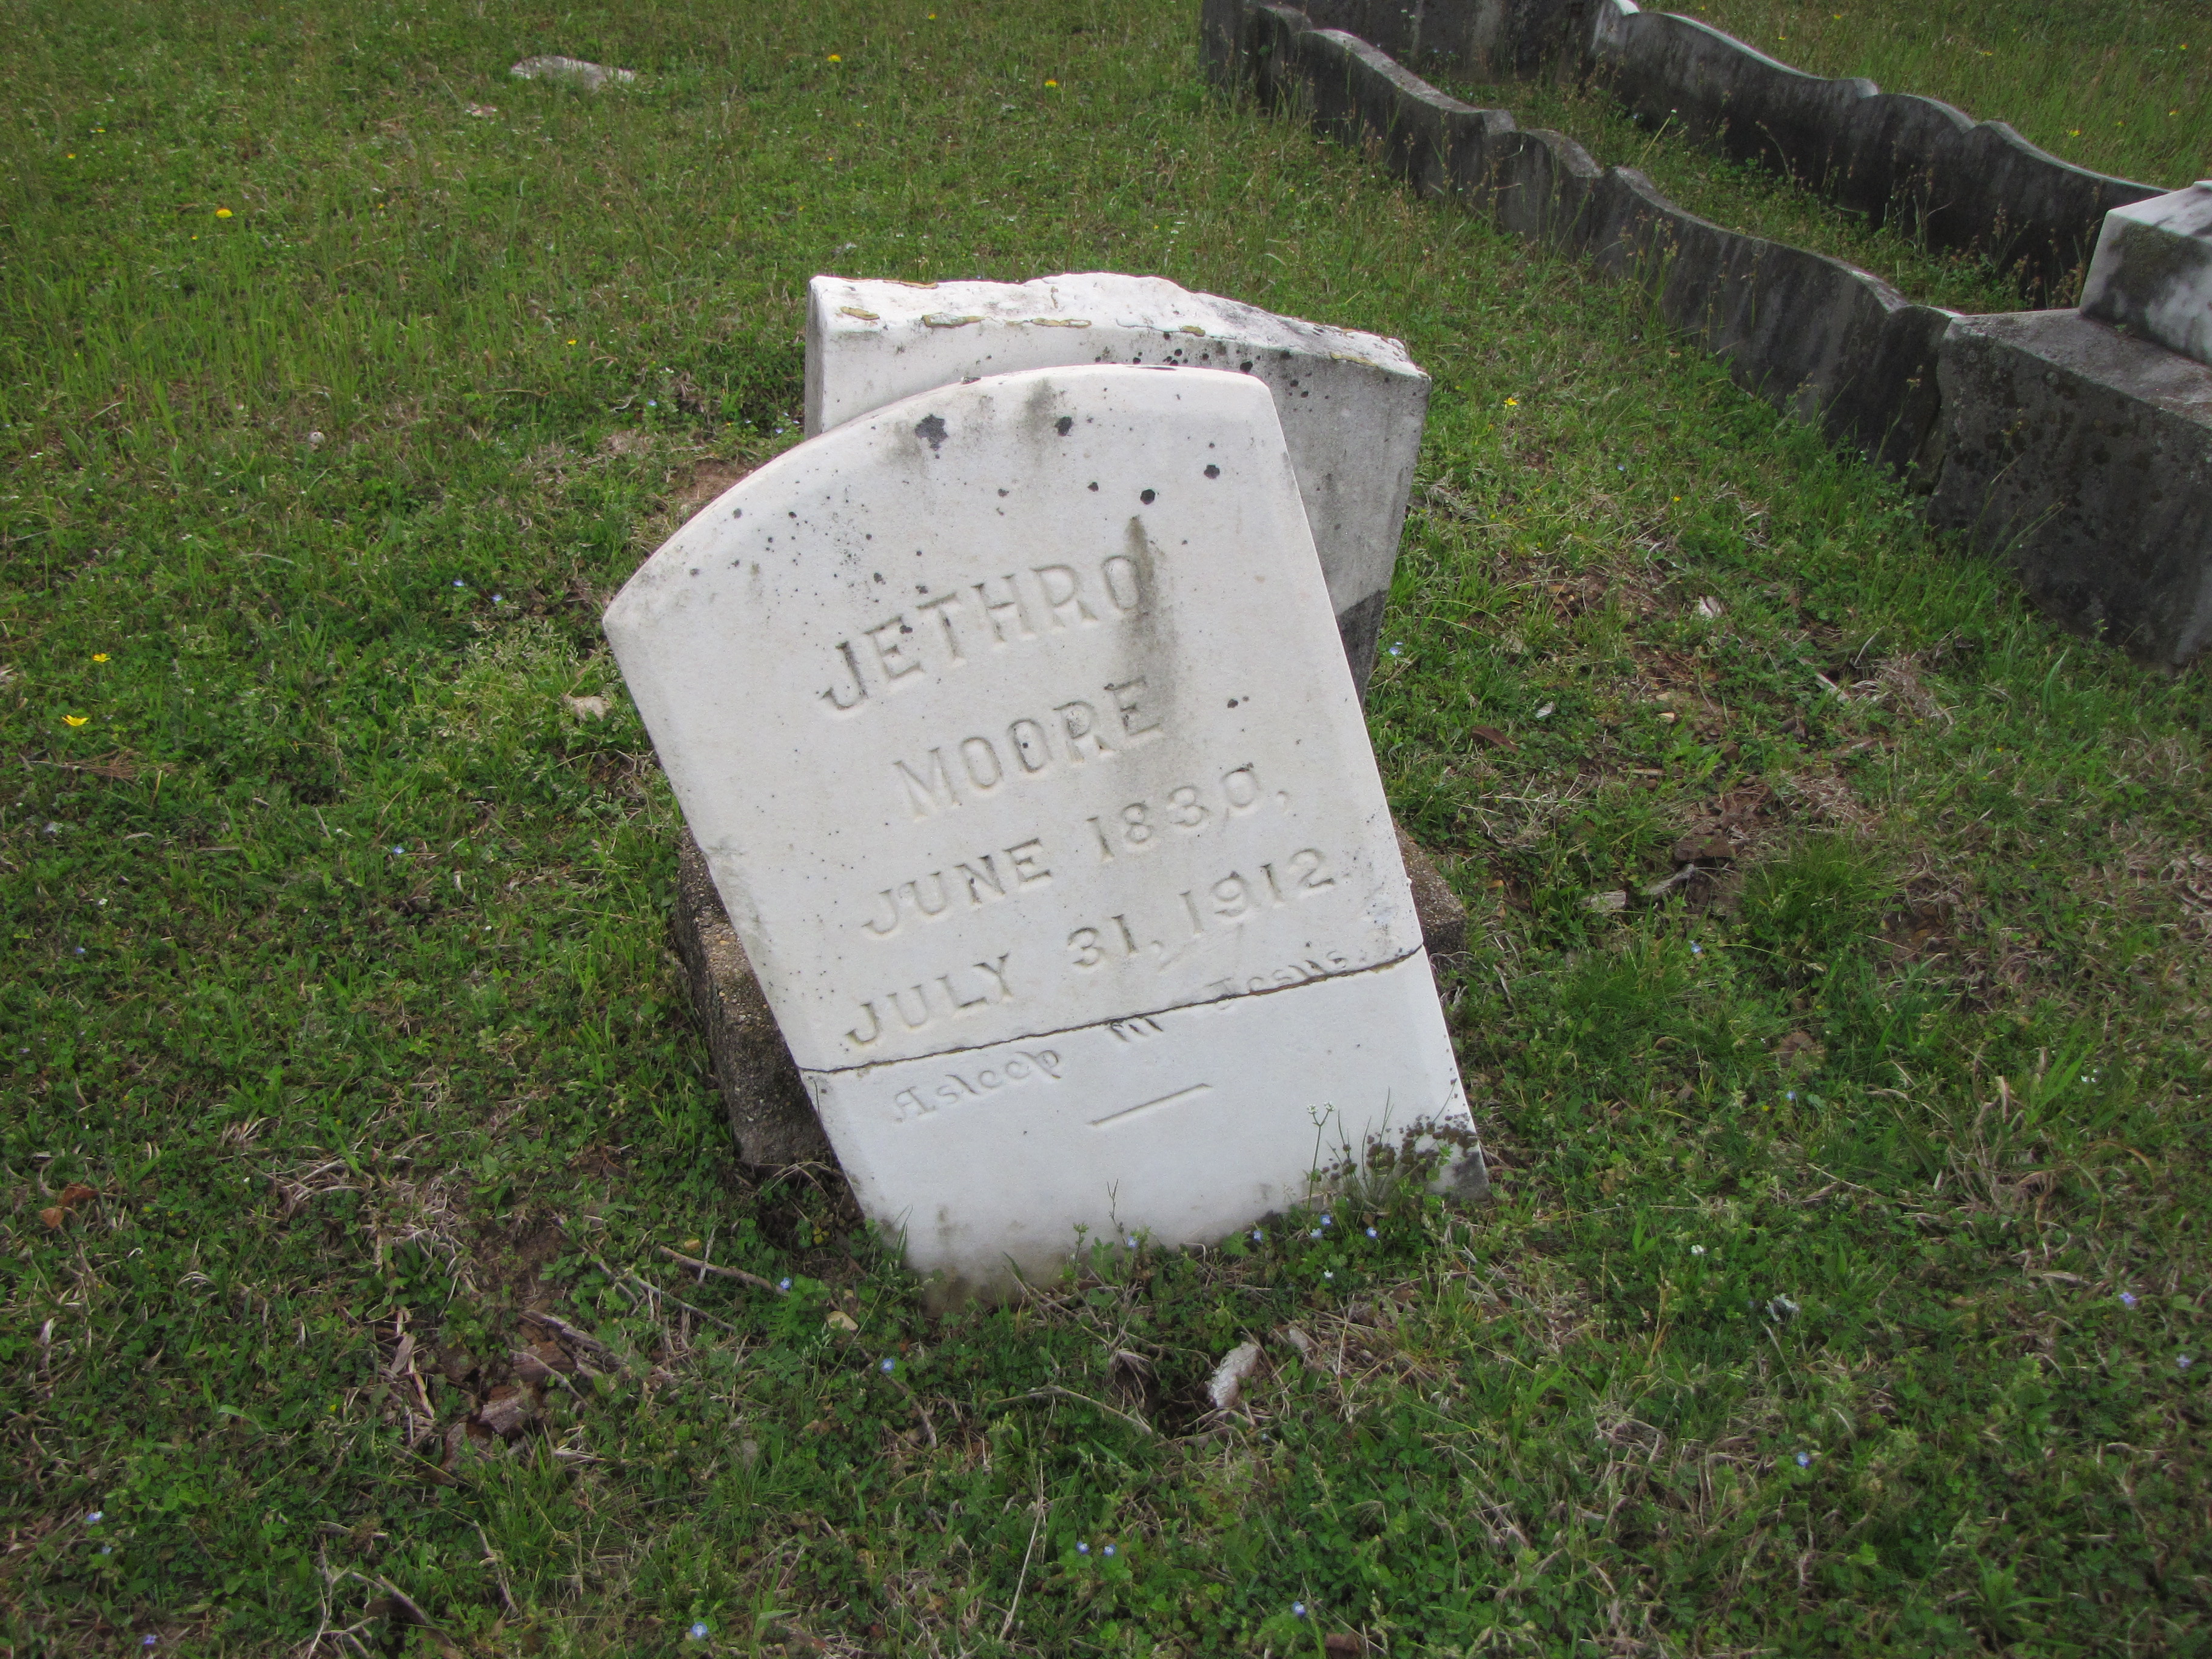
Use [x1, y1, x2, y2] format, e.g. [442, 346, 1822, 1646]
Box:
[615, 1264, 745, 1336]
[657, 1244, 780, 1291]
[1013, 1384, 1154, 1436]
[1001, 1479, 1048, 1639]
[518, 1309, 614, 1359]
[346, 1571, 446, 1637]
[472, 1520, 518, 1615]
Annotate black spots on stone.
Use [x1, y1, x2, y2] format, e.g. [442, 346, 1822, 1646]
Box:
[689, 567, 700, 578]
[997, 488, 1010, 497]
[731, 506, 743, 518]
[1226, 697, 1241, 708]
[1140, 489, 1156, 504]
[1055, 416, 1074, 436]
[1239, 360, 1254, 372]
[1088, 481, 1099, 492]
[1204, 464, 1220, 479]
[914, 413, 948, 453]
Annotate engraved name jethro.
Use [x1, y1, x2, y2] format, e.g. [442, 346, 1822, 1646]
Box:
[820, 554, 1147, 717]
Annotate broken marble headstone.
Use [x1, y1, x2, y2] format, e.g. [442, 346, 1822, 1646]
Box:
[805, 272, 1431, 698]
[605, 363, 1476, 1296]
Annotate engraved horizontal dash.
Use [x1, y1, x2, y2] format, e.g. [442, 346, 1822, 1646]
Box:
[1091, 1083, 1212, 1129]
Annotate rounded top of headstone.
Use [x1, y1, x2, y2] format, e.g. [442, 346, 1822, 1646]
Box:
[605, 362, 1420, 1071]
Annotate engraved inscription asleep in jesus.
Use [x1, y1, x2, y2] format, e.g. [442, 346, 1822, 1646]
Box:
[818, 553, 1147, 716]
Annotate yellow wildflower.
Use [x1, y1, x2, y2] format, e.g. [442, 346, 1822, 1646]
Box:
[92, 653, 109, 663]
[828, 53, 841, 62]
[1505, 397, 1518, 406]
[64, 715, 89, 728]
[215, 207, 233, 218]
[1045, 79, 1059, 87]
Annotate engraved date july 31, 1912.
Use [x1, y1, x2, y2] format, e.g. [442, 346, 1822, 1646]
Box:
[1066, 846, 1335, 973]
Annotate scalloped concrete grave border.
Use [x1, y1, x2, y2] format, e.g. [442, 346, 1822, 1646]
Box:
[1209, 0, 2159, 302]
[1201, 0, 2212, 668]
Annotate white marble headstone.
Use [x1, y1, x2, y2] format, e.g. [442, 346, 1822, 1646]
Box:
[805, 273, 1432, 697]
[2081, 181, 2212, 369]
[606, 364, 1473, 1295]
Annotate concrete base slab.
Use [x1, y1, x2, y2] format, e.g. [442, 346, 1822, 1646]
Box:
[1930, 309, 2212, 666]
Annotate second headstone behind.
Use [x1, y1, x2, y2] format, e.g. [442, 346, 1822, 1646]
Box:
[806, 273, 1431, 698]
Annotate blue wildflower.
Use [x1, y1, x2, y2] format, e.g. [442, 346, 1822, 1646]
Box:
[879, 1356, 896, 1374]
[1366, 1227, 1378, 1239]
[1292, 1602, 1307, 1618]
[1102, 1544, 1116, 1558]
[689, 1622, 709, 1641]
[2121, 1292, 2138, 1308]
[1795, 1451, 1812, 1467]
[1076, 1541, 1089, 1555]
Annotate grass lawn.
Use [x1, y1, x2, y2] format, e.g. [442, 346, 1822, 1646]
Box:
[4, 0, 2208, 1654]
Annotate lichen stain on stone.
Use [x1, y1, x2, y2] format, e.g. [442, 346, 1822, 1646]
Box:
[914, 414, 949, 454]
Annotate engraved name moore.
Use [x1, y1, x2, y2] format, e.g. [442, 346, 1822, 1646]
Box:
[606, 364, 1472, 1288]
